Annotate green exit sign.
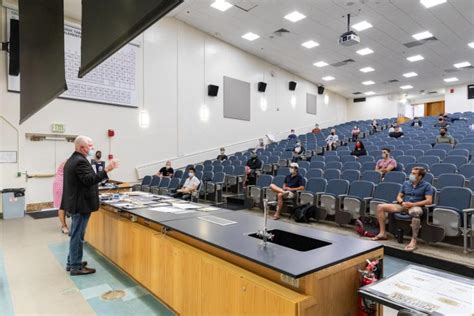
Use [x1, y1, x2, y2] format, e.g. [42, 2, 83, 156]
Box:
[51, 123, 65, 133]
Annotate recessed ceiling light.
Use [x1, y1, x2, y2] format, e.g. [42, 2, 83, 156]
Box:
[313, 61, 328, 68]
[407, 55, 424, 62]
[356, 48, 374, 56]
[362, 80, 375, 85]
[403, 72, 418, 78]
[360, 67, 375, 73]
[352, 21, 373, 31]
[444, 77, 458, 82]
[301, 40, 319, 49]
[322, 76, 335, 81]
[469, 42, 474, 48]
[400, 85, 413, 90]
[364, 91, 375, 96]
[453, 61, 471, 68]
[241, 32, 260, 41]
[210, 0, 233, 11]
[284, 11, 306, 23]
[420, 0, 446, 8]
[412, 31, 433, 40]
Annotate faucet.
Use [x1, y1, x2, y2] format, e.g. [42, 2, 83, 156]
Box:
[256, 199, 274, 247]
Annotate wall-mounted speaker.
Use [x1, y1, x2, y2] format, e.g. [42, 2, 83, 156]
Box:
[318, 86, 325, 95]
[288, 81, 297, 91]
[208, 84, 219, 97]
[258, 81, 267, 92]
[468, 84, 474, 100]
[353, 97, 366, 103]
[9, 19, 20, 76]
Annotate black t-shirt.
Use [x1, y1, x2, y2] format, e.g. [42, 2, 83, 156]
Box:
[216, 154, 228, 161]
[246, 157, 262, 170]
[159, 167, 174, 177]
[389, 131, 404, 139]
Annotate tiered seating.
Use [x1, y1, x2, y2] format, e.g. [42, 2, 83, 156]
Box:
[134, 111, 474, 252]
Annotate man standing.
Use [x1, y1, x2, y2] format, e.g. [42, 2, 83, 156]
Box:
[61, 136, 118, 275]
[372, 167, 433, 252]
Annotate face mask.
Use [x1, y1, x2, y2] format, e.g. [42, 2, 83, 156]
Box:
[382, 153, 388, 158]
[295, 147, 301, 153]
[166, 165, 171, 169]
[188, 173, 194, 178]
[88, 149, 95, 157]
[409, 174, 417, 183]
[290, 168, 297, 174]
[251, 155, 257, 159]
[220, 151, 225, 154]
[440, 132, 446, 136]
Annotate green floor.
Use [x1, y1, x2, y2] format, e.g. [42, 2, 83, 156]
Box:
[48, 241, 174, 316]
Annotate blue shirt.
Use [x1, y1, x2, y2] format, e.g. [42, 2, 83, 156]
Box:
[400, 180, 433, 203]
[284, 174, 305, 189]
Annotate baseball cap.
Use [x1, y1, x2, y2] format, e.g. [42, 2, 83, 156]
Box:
[289, 162, 299, 169]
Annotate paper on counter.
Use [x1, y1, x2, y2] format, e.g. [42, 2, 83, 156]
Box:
[148, 207, 177, 213]
[199, 207, 219, 212]
[172, 203, 201, 210]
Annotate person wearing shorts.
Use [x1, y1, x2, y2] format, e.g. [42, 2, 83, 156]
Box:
[270, 162, 305, 220]
[372, 167, 433, 252]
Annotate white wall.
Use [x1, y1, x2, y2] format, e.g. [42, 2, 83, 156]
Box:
[445, 84, 474, 114]
[346, 95, 400, 121]
[0, 14, 348, 204]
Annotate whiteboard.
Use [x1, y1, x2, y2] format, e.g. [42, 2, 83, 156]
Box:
[7, 9, 139, 108]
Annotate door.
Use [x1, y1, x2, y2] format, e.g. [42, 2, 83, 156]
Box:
[424, 101, 445, 116]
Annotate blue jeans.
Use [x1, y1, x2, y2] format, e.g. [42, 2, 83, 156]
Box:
[67, 213, 91, 270]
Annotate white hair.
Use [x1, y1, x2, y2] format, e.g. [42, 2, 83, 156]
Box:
[74, 135, 92, 149]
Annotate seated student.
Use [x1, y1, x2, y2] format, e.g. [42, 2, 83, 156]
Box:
[255, 138, 266, 150]
[351, 125, 361, 142]
[410, 117, 423, 127]
[388, 125, 404, 139]
[245, 151, 262, 186]
[216, 147, 228, 161]
[288, 129, 297, 140]
[351, 140, 367, 157]
[372, 167, 433, 252]
[172, 167, 200, 200]
[91, 150, 106, 174]
[312, 124, 321, 134]
[292, 141, 306, 162]
[434, 116, 449, 128]
[435, 127, 455, 145]
[375, 148, 397, 175]
[325, 128, 339, 151]
[370, 119, 379, 133]
[270, 162, 305, 220]
[157, 160, 174, 177]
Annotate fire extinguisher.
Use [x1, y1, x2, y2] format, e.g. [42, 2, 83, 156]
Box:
[358, 259, 381, 316]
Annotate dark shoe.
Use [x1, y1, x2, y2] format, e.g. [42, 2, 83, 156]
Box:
[66, 261, 88, 272]
[70, 266, 96, 276]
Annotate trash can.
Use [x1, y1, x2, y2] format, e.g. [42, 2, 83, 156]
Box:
[1, 188, 26, 219]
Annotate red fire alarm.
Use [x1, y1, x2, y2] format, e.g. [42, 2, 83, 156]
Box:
[108, 154, 114, 160]
[450, 88, 454, 94]
[108, 129, 115, 137]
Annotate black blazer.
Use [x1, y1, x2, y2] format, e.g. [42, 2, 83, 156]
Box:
[60, 152, 108, 214]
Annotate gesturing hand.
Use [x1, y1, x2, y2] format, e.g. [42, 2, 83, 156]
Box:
[105, 159, 119, 173]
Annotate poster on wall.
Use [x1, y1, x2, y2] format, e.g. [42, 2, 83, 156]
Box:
[6, 9, 139, 108]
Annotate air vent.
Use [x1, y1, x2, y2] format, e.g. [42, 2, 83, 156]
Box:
[353, 97, 366, 103]
[274, 28, 290, 35]
[331, 59, 355, 67]
[403, 37, 438, 48]
[388, 79, 399, 83]
[428, 91, 439, 94]
[445, 66, 474, 73]
[352, 92, 362, 95]
[233, 0, 258, 12]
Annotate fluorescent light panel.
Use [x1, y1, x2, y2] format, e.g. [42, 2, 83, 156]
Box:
[357, 48, 374, 55]
[444, 77, 458, 82]
[302, 40, 319, 49]
[403, 72, 418, 78]
[400, 85, 413, 90]
[362, 81, 375, 85]
[322, 76, 335, 81]
[313, 61, 328, 67]
[352, 21, 372, 31]
[420, 0, 446, 8]
[407, 55, 424, 62]
[412, 31, 433, 40]
[364, 91, 375, 96]
[241, 32, 260, 41]
[469, 42, 474, 48]
[454, 61, 471, 68]
[284, 11, 306, 22]
[210, 0, 233, 11]
[360, 67, 374, 73]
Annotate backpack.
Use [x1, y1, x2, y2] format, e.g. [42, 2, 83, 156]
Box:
[292, 204, 317, 223]
[355, 216, 380, 238]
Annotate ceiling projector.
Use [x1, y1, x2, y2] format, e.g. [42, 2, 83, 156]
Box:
[339, 14, 360, 46]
